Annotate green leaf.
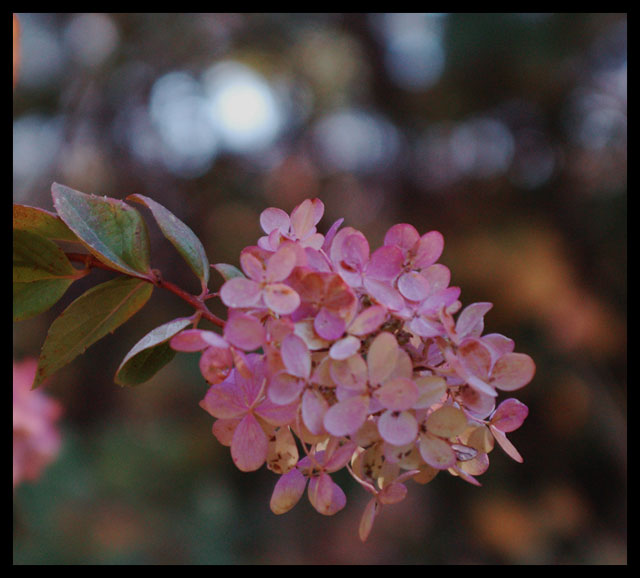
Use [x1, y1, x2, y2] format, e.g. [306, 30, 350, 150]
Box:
[127, 194, 210, 289]
[14, 279, 75, 322]
[33, 276, 153, 388]
[51, 183, 152, 278]
[212, 263, 246, 281]
[13, 204, 80, 242]
[13, 229, 77, 282]
[115, 317, 192, 386]
[13, 230, 80, 321]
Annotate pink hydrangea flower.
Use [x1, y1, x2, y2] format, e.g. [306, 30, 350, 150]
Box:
[220, 244, 301, 315]
[13, 359, 62, 488]
[175, 196, 536, 541]
[199, 354, 298, 471]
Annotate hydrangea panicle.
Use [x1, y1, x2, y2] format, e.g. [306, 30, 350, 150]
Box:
[173, 197, 536, 541]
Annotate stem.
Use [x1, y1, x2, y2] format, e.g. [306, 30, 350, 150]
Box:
[65, 252, 225, 328]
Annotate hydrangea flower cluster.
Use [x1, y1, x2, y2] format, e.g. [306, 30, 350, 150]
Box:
[13, 359, 62, 489]
[170, 198, 535, 541]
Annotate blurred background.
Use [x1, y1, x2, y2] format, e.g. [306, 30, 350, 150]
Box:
[13, 13, 626, 564]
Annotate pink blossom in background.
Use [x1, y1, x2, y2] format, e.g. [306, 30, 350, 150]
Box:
[13, 359, 62, 488]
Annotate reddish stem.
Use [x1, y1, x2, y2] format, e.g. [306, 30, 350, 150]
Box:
[65, 252, 225, 328]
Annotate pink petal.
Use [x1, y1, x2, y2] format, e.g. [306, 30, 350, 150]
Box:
[230, 413, 269, 471]
[270, 467, 307, 514]
[359, 498, 379, 542]
[481, 333, 515, 364]
[314, 307, 346, 341]
[421, 263, 451, 292]
[397, 271, 431, 302]
[200, 382, 246, 419]
[323, 440, 358, 472]
[413, 230, 444, 269]
[330, 228, 365, 286]
[450, 465, 482, 487]
[458, 385, 496, 419]
[363, 278, 406, 311]
[490, 353, 536, 391]
[211, 417, 240, 446]
[418, 434, 456, 470]
[377, 410, 418, 446]
[323, 395, 370, 437]
[378, 481, 408, 505]
[240, 251, 266, 282]
[329, 355, 368, 391]
[301, 389, 329, 435]
[260, 207, 290, 235]
[489, 398, 529, 432]
[459, 451, 490, 476]
[199, 346, 234, 384]
[489, 425, 524, 463]
[342, 231, 370, 272]
[223, 312, 266, 351]
[455, 302, 493, 341]
[374, 377, 419, 410]
[266, 244, 298, 283]
[418, 286, 461, 314]
[263, 283, 301, 315]
[233, 353, 265, 402]
[308, 473, 346, 515]
[366, 245, 403, 281]
[329, 335, 361, 360]
[322, 217, 344, 252]
[219, 277, 262, 309]
[383, 223, 420, 252]
[290, 198, 324, 239]
[458, 339, 492, 381]
[268, 372, 306, 405]
[170, 329, 217, 352]
[254, 397, 299, 426]
[408, 316, 443, 338]
[280, 333, 311, 378]
[348, 305, 387, 336]
[414, 375, 447, 409]
[425, 405, 468, 438]
[367, 332, 398, 386]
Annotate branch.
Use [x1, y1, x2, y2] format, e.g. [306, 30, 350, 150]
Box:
[65, 252, 225, 328]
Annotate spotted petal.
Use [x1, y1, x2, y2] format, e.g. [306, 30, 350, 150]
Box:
[374, 377, 419, 411]
[377, 410, 418, 446]
[419, 434, 456, 470]
[263, 283, 300, 315]
[211, 417, 240, 446]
